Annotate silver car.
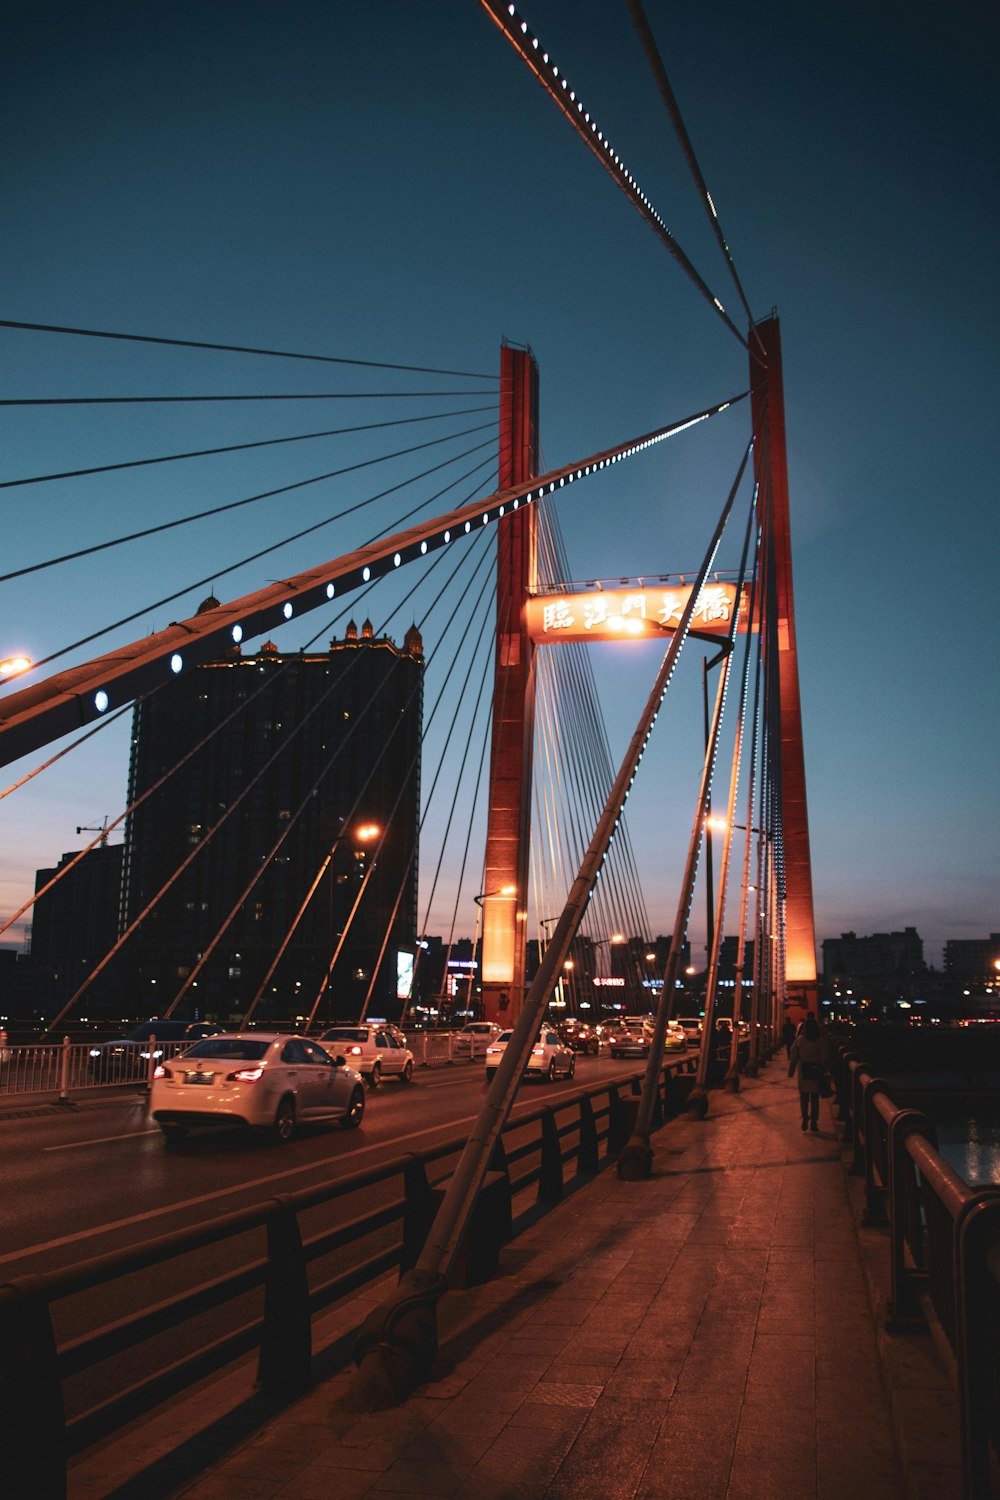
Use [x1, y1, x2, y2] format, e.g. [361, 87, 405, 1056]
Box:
[149, 1033, 366, 1143]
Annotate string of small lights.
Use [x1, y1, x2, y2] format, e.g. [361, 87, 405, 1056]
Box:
[478, 1, 749, 350]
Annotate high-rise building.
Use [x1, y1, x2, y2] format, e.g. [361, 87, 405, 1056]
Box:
[944, 934, 1000, 983]
[821, 927, 925, 978]
[122, 611, 423, 1025]
[28, 843, 124, 1017]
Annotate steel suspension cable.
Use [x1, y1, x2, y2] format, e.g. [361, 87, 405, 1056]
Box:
[0, 318, 500, 380]
[0, 406, 497, 492]
[10, 451, 497, 950]
[372, 576, 500, 1024]
[223, 534, 497, 1027]
[26, 444, 499, 674]
[2, 421, 497, 584]
[1, 389, 494, 407]
[315, 546, 499, 1029]
[408, 442, 755, 1288]
[162, 522, 498, 1026]
[534, 501, 653, 950]
[624, 0, 765, 356]
[477, 1, 750, 350]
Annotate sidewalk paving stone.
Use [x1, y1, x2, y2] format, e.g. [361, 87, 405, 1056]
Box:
[145, 1065, 966, 1500]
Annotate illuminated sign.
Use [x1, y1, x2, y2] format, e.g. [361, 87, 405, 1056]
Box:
[526, 584, 748, 643]
[593, 976, 625, 987]
[396, 951, 414, 1001]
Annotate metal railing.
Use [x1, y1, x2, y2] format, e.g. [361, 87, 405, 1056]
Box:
[830, 1041, 1000, 1498]
[0, 1036, 196, 1100]
[0, 1055, 696, 1500]
[0, 1030, 495, 1102]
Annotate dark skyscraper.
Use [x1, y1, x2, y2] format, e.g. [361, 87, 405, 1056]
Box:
[122, 612, 423, 1025]
[29, 843, 124, 1017]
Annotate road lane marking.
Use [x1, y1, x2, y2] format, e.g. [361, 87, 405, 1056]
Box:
[4, 1079, 608, 1266]
[0, 1113, 483, 1266]
[45, 1128, 162, 1150]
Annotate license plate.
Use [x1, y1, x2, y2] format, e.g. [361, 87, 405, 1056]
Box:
[185, 1071, 214, 1085]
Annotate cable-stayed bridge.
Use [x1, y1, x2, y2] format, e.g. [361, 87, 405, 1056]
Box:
[0, 0, 841, 1472]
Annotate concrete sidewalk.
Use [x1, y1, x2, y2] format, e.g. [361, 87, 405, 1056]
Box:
[160, 1067, 938, 1500]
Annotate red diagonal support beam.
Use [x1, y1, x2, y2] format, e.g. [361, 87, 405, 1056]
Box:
[0, 393, 744, 768]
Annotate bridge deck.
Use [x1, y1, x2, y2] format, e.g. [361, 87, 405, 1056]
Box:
[118, 1069, 958, 1499]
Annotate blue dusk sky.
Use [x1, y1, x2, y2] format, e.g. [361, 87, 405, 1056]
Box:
[1, 0, 997, 967]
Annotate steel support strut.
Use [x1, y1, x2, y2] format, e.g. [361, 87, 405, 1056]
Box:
[352, 444, 754, 1403]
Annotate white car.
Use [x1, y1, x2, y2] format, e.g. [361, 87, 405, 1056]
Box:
[453, 1021, 502, 1058]
[149, 1033, 366, 1143]
[319, 1024, 415, 1087]
[485, 1028, 576, 1084]
[663, 1022, 688, 1052]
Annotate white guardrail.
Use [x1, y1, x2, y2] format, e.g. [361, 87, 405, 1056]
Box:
[0, 1030, 489, 1103]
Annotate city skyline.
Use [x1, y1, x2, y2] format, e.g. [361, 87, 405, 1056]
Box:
[2, 1, 997, 972]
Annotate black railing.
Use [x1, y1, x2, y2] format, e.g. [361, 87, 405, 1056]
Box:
[830, 1041, 1000, 1498]
[0, 1056, 696, 1500]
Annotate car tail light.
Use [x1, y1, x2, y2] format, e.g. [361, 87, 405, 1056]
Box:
[226, 1067, 264, 1082]
[348, 1045, 363, 1055]
[153, 1065, 171, 1080]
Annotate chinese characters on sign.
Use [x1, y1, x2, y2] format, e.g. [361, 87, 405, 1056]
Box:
[527, 584, 746, 644]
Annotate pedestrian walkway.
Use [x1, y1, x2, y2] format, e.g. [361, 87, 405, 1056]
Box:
[167, 1068, 912, 1500]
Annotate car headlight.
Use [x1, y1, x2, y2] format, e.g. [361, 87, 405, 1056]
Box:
[89, 1048, 101, 1058]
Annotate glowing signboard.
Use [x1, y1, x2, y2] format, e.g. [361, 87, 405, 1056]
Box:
[526, 584, 748, 643]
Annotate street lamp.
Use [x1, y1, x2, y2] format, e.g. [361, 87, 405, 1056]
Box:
[0, 655, 31, 679]
[473, 885, 516, 908]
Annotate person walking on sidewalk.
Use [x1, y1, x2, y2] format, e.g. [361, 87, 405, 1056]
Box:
[788, 1014, 828, 1133]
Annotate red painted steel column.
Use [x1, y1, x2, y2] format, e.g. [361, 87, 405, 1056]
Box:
[480, 345, 538, 1025]
[749, 316, 817, 1017]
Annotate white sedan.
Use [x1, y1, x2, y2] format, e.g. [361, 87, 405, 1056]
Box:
[319, 1024, 415, 1087]
[485, 1028, 576, 1084]
[149, 1033, 366, 1143]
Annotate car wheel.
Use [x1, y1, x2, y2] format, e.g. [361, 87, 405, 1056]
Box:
[546, 1059, 556, 1082]
[367, 1062, 381, 1089]
[400, 1059, 413, 1084]
[268, 1096, 295, 1145]
[611, 1049, 621, 1059]
[160, 1123, 188, 1143]
[340, 1086, 365, 1130]
[567, 1056, 576, 1079]
[485, 1068, 496, 1083]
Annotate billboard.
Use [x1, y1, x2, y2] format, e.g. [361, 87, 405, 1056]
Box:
[526, 583, 749, 644]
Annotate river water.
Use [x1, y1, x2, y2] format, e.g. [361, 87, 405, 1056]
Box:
[934, 1118, 1000, 1187]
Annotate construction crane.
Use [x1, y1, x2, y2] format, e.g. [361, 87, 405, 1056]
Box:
[76, 816, 111, 848]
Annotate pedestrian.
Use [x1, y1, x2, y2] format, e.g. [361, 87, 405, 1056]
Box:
[782, 1017, 797, 1057]
[788, 1014, 828, 1133]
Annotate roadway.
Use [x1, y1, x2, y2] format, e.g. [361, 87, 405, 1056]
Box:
[0, 1054, 651, 1270]
[1, 1053, 654, 1425]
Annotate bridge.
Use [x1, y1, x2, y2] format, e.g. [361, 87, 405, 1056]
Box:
[0, 3, 987, 1498]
